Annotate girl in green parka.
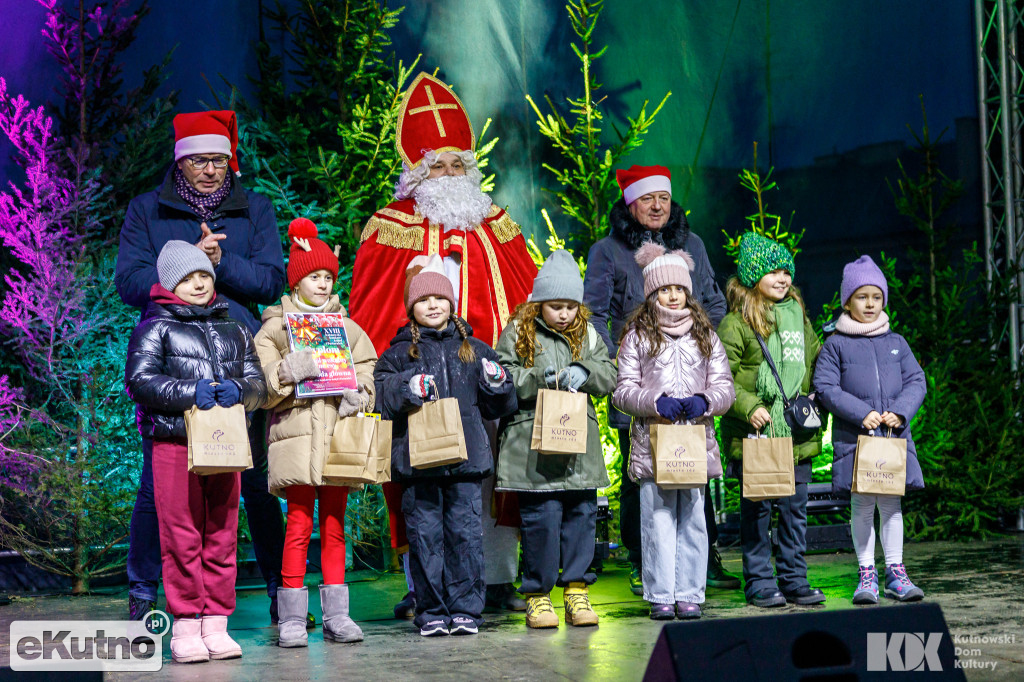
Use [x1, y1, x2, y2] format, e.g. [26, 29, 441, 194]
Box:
[716, 233, 825, 608]
[495, 250, 617, 630]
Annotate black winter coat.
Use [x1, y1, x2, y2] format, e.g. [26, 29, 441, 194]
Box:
[125, 297, 267, 439]
[584, 199, 727, 428]
[374, 319, 517, 482]
[115, 165, 286, 335]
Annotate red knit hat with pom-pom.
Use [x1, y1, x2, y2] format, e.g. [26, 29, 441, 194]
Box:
[287, 218, 339, 289]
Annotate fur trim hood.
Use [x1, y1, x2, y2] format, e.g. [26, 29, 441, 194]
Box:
[609, 198, 691, 251]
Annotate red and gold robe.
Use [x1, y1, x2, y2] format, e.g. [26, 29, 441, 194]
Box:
[349, 198, 538, 355]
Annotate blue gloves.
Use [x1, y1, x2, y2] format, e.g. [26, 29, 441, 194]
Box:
[544, 364, 589, 390]
[215, 380, 242, 407]
[195, 379, 217, 410]
[679, 395, 709, 420]
[655, 395, 684, 421]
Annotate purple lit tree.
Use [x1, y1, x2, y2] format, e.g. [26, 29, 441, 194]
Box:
[0, 0, 176, 593]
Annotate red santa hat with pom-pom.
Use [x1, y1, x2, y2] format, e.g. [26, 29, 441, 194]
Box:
[635, 242, 695, 298]
[287, 218, 339, 289]
[173, 110, 241, 176]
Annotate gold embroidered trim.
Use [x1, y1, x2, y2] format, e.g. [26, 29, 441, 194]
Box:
[489, 212, 522, 244]
[428, 223, 441, 255]
[378, 206, 425, 224]
[474, 228, 509, 342]
[461, 238, 470, 322]
[443, 234, 466, 250]
[363, 216, 425, 250]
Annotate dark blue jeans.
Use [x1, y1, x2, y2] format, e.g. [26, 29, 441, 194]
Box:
[738, 473, 811, 600]
[518, 489, 598, 594]
[127, 410, 285, 602]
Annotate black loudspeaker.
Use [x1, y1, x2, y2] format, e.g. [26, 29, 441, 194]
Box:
[643, 603, 965, 681]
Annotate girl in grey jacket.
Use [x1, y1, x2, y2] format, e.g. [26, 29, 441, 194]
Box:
[613, 244, 735, 620]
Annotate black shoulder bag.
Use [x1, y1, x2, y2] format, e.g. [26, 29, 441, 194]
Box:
[753, 331, 822, 435]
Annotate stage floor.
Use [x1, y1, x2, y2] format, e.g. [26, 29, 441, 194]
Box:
[1, 537, 1021, 680]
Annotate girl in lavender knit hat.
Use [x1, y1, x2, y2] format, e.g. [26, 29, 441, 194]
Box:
[813, 255, 927, 604]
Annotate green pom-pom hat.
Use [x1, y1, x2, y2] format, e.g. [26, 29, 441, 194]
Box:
[737, 232, 795, 288]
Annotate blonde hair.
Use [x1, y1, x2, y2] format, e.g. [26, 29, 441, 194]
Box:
[725, 276, 808, 337]
[511, 301, 591, 368]
[407, 316, 476, 364]
[621, 289, 716, 358]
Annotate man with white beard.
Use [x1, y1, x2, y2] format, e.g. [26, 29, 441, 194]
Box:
[348, 72, 537, 617]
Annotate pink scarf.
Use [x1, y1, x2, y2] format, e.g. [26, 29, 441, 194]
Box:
[835, 311, 890, 337]
[655, 303, 693, 337]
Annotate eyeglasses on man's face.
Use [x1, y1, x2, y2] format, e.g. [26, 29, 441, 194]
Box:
[186, 155, 230, 170]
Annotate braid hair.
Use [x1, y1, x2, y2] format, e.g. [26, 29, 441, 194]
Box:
[407, 321, 422, 360]
[452, 316, 476, 363]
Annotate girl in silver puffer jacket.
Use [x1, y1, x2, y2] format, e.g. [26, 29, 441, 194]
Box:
[612, 244, 735, 621]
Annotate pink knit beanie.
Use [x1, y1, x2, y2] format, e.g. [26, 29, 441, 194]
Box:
[404, 254, 455, 312]
[635, 242, 694, 298]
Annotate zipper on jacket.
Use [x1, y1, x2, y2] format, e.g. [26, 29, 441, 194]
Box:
[872, 341, 883, 416]
[200, 318, 225, 382]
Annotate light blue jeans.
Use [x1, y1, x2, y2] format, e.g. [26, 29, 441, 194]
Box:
[639, 480, 708, 604]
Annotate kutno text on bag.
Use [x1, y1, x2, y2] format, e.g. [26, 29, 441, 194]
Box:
[408, 387, 469, 469]
[185, 404, 253, 475]
[530, 380, 588, 455]
[650, 422, 708, 489]
[740, 424, 795, 501]
[851, 427, 907, 496]
[327, 414, 392, 484]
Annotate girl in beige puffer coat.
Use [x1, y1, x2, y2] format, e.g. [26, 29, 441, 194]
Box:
[612, 244, 735, 621]
[254, 219, 377, 648]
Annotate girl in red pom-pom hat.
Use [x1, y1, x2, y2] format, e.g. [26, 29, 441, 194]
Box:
[254, 218, 378, 647]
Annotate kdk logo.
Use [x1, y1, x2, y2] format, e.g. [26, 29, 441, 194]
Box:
[867, 632, 944, 671]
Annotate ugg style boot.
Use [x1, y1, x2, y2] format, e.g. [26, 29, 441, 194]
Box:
[563, 583, 598, 627]
[524, 594, 559, 629]
[200, 615, 242, 660]
[170, 617, 209, 664]
[320, 584, 364, 643]
[277, 586, 310, 647]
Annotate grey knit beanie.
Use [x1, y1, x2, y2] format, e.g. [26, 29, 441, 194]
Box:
[157, 240, 216, 291]
[530, 249, 583, 303]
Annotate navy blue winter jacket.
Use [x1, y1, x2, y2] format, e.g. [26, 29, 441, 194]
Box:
[813, 328, 927, 494]
[115, 165, 286, 335]
[374, 319, 517, 482]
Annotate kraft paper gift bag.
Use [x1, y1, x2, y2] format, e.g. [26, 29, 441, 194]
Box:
[852, 428, 907, 496]
[185, 404, 253, 475]
[326, 415, 392, 484]
[741, 426, 795, 501]
[530, 387, 588, 455]
[408, 395, 468, 469]
[650, 422, 708, 489]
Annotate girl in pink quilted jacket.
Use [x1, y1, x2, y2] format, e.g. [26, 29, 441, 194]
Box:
[612, 244, 735, 620]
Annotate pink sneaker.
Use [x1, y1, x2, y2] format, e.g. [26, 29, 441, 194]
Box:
[201, 615, 242, 660]
[170, 617, 209, 664]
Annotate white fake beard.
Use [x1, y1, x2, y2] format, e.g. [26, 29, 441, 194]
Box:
[412, 175, 492, 230]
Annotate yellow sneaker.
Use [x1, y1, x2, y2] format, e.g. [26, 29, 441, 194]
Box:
[563, 583, 598, 626]
[524, 594, 559, 629]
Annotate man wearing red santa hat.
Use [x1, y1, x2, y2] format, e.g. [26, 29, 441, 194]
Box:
[115, 110, 289, 626]
[349, 72, 537, 616]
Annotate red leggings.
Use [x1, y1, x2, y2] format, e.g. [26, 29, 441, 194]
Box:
[282, 485, 348, 588]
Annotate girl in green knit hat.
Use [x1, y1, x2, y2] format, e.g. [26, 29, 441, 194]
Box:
[716, 233, 826, 608]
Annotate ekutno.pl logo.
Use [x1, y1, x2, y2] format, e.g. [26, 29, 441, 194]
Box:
[10, 610, 170, 671]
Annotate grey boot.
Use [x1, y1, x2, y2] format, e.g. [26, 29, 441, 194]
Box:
[320, 584, 364, 643]
[277, 587, 309, 648]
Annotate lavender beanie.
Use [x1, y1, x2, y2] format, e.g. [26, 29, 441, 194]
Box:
[841, 255, 888, 305]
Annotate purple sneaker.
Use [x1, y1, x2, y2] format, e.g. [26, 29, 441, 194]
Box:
[649, 603, 675, 620]
[852, 565, 879, 605]
[884, 563, 924, 602]
[675, 602, 702, 619]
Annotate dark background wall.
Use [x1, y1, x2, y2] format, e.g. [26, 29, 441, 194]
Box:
[0, 0, 981, 315]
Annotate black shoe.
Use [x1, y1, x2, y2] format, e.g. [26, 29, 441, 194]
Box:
[128, 595, 155, 621]
[485, 583, 527, 611]
[783, 585, 826, 605]
[747, 588, 786, 608]
[628, 565, 644, 596]
[706, 546, 741, 589]
[394, 591, 417, 619]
